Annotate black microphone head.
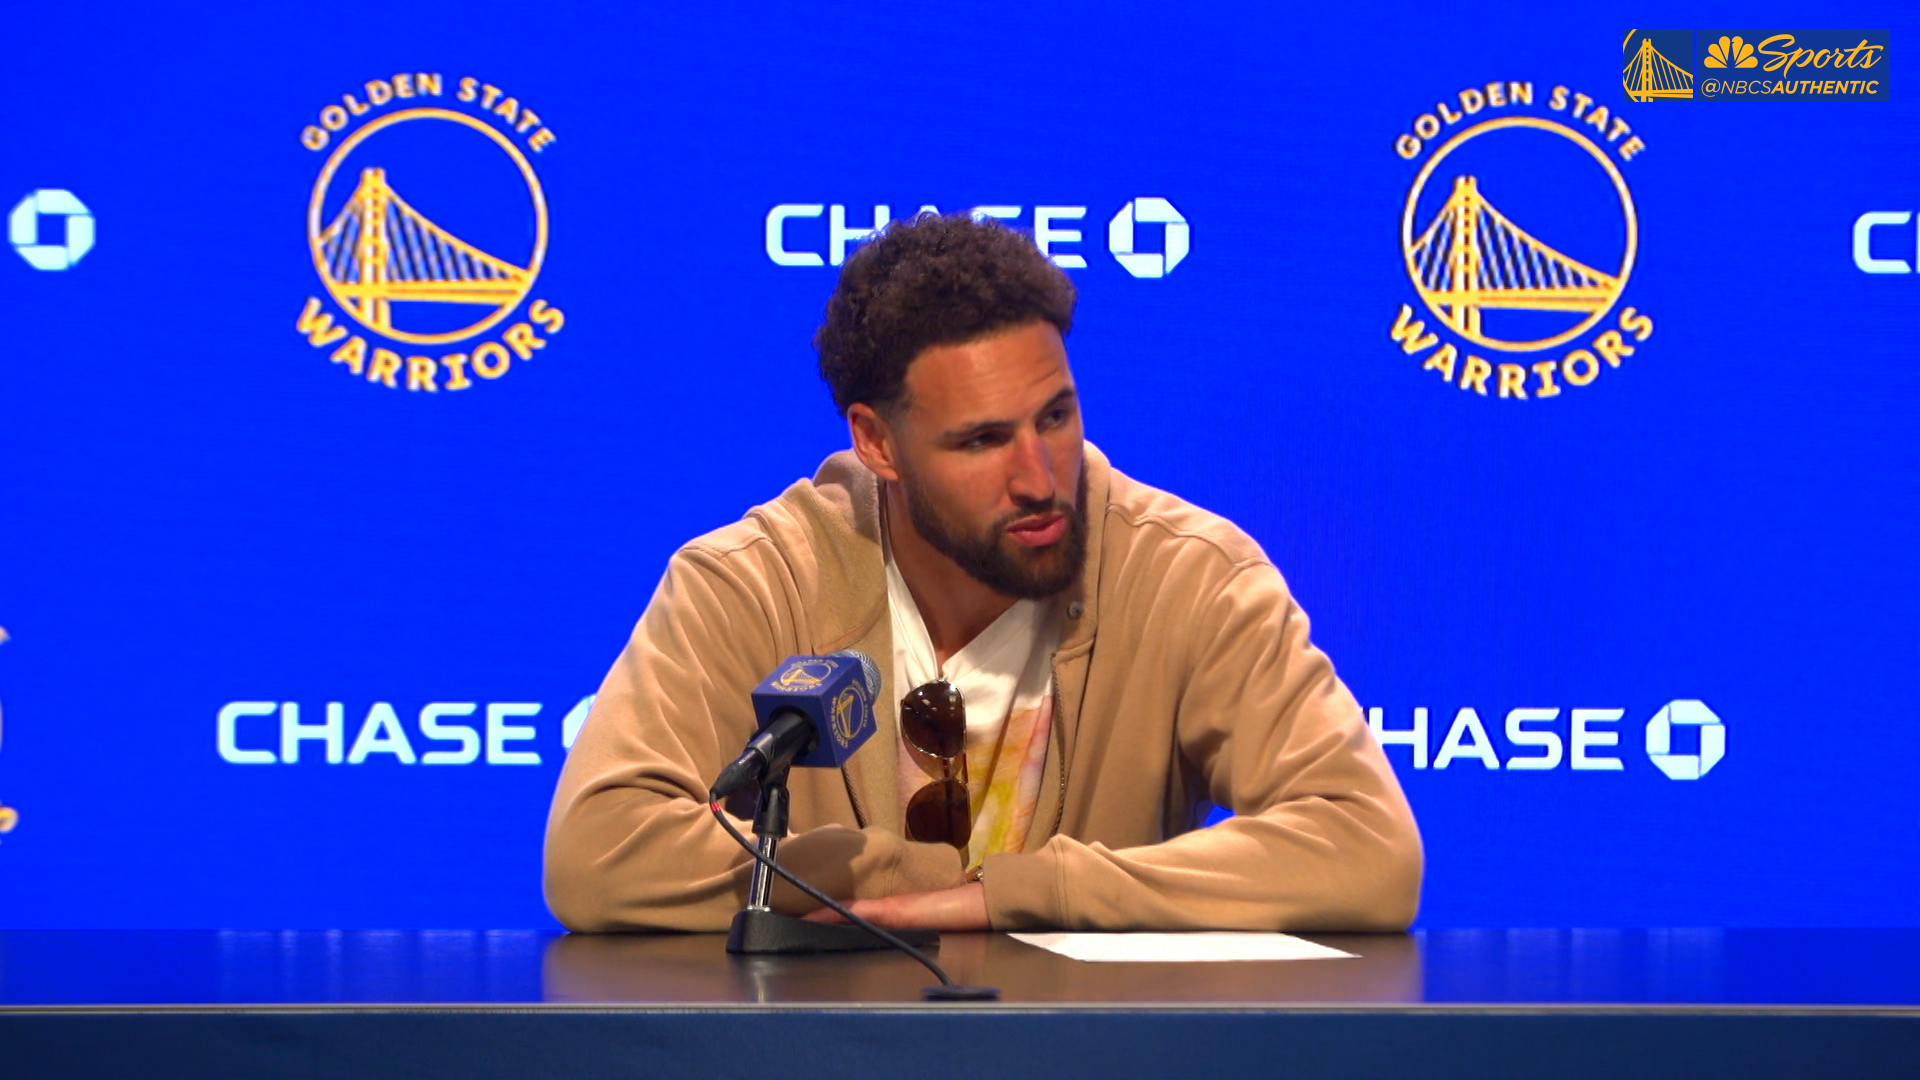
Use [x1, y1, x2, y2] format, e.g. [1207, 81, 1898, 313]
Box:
[830, 649, 882, 698]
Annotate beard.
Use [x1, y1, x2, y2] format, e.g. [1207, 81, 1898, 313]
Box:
[903, 466, 1090, 601]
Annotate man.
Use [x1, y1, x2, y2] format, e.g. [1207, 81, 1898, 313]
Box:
[545, 214, 1420, 932]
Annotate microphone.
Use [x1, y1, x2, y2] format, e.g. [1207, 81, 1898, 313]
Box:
[709, 650, 879, 800]
[703, 650, 997, 996]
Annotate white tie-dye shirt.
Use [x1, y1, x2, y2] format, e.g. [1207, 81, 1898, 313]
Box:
[886, 538, 1059, 871]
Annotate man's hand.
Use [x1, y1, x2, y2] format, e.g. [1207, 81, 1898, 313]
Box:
[804, 881, 989, 931]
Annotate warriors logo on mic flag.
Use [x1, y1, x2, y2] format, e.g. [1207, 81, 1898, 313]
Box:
[710, 654, 879, 802]
[754, 655, 876, 766]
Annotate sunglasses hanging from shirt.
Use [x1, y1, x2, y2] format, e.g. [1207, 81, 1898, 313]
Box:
[901, 680, 972, 848]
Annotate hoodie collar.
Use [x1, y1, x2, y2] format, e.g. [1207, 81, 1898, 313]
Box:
[751, 441, 1113, 830]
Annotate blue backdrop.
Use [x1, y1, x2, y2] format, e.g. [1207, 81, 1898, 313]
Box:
[2, 1, 1915, 929]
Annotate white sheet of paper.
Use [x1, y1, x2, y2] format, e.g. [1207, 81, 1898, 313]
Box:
[1008, 932, 1356, 963]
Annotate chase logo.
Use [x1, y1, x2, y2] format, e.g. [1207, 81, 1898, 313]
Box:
[9, 190, 94, 271]
[771, 658, 836, 693]
[765, 200, 1189, 278]
[1370, 698, 1725, 779]
[1645, 699, 1725, 780]
[1108, 198, 1189, 279]
[1388, 82, 1654, 400]
[294, 75, 565, 393]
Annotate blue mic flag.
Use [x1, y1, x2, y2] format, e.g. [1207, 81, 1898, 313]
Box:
[749, 654, 877, 770]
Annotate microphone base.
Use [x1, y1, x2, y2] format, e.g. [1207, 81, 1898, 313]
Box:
[726, 909, 940, 955]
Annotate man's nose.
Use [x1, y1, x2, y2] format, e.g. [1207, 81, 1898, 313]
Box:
[1007, 429, 1056, 505]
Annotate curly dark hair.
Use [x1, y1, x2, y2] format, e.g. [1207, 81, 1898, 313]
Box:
[814, 212, 1077, 416]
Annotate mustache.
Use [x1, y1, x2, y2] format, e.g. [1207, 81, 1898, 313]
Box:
[992, 496, 1074, 534]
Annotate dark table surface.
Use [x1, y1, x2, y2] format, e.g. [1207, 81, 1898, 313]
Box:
[4, 927, 1919, 1010]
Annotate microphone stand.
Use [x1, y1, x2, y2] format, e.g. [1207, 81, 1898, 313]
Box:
[726, 762, 940, 955]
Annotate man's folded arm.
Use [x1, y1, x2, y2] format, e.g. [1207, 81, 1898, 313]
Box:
[543, 545, 963, 932]
[981, 561, 1423, 932]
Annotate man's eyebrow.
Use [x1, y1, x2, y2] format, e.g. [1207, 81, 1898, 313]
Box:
[1038, 387, 1078, 414]
[937, 418, 1015, 445]
[936, 388, 1078, 444]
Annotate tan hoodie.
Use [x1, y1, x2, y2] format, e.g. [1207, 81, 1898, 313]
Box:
[544, 444, 1422, 931]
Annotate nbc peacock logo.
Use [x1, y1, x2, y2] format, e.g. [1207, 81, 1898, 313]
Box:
[1702, 35, 1759, 69]
[1387, 81, 1655, 401]
[293, 74, 566, 393]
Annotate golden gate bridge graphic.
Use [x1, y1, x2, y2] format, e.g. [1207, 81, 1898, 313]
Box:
[1406, 175, 1621, 340]
[1623, 36, 1694, 101]
[315, 167, 529, 334]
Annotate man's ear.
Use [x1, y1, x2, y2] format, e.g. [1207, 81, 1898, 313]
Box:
[848, 403, 905, 483]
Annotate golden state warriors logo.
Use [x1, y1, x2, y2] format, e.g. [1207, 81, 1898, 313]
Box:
[829, 686, 862, 747]
[1623, 30, 1697, 101]
[1389, 83, 1654, 400]
[771, 659, 838, 693]
[294, 75, 564, 392]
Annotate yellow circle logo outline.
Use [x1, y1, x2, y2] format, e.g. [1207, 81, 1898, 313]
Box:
[1400, 116, 1637, 353]
[772, 659, 835, 693]
[307, 107, 549, 347]
[830, 686, 862, 746]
